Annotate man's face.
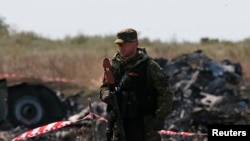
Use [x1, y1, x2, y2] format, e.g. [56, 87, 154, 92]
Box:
[117, 41, 138, 60]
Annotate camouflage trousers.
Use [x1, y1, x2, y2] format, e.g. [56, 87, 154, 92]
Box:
[107, 115, 162, 141]
[144, 115, 162, 141]
[112, 118, 145, 141]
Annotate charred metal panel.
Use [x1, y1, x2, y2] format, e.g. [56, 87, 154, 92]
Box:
[7, 82, 66, 128]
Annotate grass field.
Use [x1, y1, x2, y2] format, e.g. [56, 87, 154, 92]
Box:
[1, 21, 250, 95]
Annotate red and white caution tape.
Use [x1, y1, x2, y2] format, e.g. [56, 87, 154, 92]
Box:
[40, 76, 77, 84]
[83, 112, 108, 122]
[0, 73, 26, 79]
[11, 112, 107, 141]
[0, 73, 77, 84]
[11, 120, 76, 141]
[158, 130, 208, 136]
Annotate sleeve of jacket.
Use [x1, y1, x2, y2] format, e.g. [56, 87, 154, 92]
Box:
[147, 59, 174, 121]
[99, 83, 109, 101]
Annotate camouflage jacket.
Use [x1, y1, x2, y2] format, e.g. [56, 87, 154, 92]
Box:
[100, 47, 173, 121]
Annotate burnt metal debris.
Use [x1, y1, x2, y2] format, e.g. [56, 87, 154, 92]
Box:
[1, 50, 250, 141]
[155, 50, 250, 141]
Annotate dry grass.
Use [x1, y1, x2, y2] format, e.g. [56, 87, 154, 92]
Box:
[1, 31, 250, 95]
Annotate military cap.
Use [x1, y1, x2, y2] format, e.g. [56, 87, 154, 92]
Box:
[114, 28, 138, 44]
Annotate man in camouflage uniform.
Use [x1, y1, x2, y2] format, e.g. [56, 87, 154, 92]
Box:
[99, 28, 173, 141]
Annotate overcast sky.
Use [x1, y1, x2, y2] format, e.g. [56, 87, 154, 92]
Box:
[0, 0, 249, 42]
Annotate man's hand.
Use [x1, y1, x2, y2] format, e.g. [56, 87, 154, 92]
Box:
[100, 88, 113, 105]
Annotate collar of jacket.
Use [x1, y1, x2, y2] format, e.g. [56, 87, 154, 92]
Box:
[113, 48, 148, 69]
